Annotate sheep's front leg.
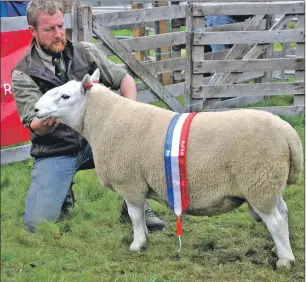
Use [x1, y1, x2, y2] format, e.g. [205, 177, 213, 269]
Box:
[124, 199, 147, 251]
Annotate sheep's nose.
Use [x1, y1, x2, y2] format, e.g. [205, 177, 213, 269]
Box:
[34, 108, 39, 113]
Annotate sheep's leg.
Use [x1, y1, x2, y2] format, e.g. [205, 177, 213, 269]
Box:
[248, 203, 262, 222]
[276, 196, 288, 223]
[124, 199, 147, 252]
[251, 205, 295, 269]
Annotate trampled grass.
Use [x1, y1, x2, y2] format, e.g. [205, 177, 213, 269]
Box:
[1, 95, 305, 281]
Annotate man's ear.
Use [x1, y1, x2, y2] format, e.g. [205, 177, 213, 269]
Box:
[90, 68, 100, 83]
[80, 74, 92, 94]
[28, 25, 36, 37]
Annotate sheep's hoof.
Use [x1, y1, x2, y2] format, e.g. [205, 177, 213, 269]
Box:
[276, 258, 295, 269]
[129, 241, 146, 252]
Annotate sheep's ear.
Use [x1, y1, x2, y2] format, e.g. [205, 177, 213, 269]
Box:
[80, 74, 92, 94]
[91, 68, 100, 83]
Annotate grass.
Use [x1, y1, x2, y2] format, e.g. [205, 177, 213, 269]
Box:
[1, 95, 305, 282]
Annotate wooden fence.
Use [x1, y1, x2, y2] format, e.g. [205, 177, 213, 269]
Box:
[86, 0, 305, 116]
[185, 1, 305, 115]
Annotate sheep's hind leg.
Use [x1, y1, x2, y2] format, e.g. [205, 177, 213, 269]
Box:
[124, 199, 147, 252]
[251, 205, 295, 269]
[276, 196, 288, 223]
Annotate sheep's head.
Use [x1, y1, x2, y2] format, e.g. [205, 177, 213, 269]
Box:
[34, 68, 100, 132]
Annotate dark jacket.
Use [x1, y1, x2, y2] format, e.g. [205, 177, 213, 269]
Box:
[12, 39, 126, 158]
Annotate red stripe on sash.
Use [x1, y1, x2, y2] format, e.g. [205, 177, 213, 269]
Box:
[178, 112, 198, 212]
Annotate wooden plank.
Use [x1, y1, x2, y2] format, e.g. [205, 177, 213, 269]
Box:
[193, 1, 304, 16]
[192, 15, 205, 111]
[56, 0, 79, 40]
[70, 2, 79, 41]
[294, 15, 305, 106]
[154, 1, 172, 85]
[1, 145, 31, 165]
[96, 42, 250, 61]
[171, 2, 184, 84]
[95, 32, 185, 53]
[204, 18, 266, 32]
[132, 3, 146, 62]
[1, 14, 72, 32]
[207, 106, 304, 116]
[77, 5, 92, 42]
[219, 14, 294, 85]
[194, 29, 305, 45]
[93, 5, 185, 27]
[235, 71, 264, 83]
[192, 82, 305, 98]
[194, 58, 305, 73]
[210, 96, 266, 109]
[201, 71, 264, 84]
[184, 4, 203, 112]
[92, 19, 183, 113]
[143, 57, 185, 75]
[261, 15, 274, 85]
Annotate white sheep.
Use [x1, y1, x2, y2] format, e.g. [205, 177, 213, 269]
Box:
[34, 69, 303, 269]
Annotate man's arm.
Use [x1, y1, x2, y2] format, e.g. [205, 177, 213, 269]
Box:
[83, 42, 138, 100]
[120, 73, 137, 101]
[12, 70, 61, 135]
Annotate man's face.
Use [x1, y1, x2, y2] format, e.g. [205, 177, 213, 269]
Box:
[29, 10, 66, 55]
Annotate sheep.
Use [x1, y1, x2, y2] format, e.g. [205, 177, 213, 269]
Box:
[34, 69, 303, 269]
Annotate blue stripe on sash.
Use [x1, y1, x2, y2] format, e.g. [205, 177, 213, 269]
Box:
[164, 113, 181, 211]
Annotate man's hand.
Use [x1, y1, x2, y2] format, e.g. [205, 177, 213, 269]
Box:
[30, 117, 61, 135]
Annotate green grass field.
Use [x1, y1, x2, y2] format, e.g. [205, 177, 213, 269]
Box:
[1, 95, 305, 281]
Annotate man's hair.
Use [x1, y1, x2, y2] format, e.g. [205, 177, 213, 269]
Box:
[27, 0, 63, 28]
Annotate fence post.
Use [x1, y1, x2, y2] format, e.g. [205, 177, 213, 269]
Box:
[77, 5, 92, 42]
[56, 0, 79, 41]
[262, 15, 274, 84]
[185, 3, 203, 113]
[132, 3, 146, 62]
[294, 14, 305, 106]
[154, 1, 172, 86]
[171, 1, 185, 83]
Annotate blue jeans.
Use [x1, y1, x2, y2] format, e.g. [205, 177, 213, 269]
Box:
[24, 144, 94, 232]
[205, 16, 237, 52]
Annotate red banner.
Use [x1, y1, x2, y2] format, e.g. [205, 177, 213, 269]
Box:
[1, 30, 32, 147]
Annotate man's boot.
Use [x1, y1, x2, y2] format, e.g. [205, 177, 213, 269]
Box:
[119, 200, 164, 231]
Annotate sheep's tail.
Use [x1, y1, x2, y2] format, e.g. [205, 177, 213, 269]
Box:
[284, 121, 304, 185]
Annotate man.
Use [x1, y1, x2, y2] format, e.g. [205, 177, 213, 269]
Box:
[12, 0, 164, 232]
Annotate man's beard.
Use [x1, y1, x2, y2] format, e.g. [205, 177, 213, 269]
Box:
[38, 38, 67, 55]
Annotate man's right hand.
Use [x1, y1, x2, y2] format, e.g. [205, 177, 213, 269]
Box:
[30, 117, 61, 135]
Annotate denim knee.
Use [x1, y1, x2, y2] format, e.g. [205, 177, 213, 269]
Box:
[24, 156, 77, 231]
[205, 16, 237, 52]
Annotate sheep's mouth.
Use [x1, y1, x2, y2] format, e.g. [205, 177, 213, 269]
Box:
[36, 113, 54, 121]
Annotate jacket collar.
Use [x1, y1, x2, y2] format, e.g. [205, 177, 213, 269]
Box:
[27, 38, 74, 86]
[28, 38, 73, 73]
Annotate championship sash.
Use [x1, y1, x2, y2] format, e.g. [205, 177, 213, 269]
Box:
[164, 112, 197, 238]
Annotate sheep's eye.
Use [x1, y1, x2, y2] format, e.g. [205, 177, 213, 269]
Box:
[61, 94, 70, 100]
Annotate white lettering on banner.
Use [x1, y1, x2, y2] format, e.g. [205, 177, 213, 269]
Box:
[2, 83, 12, 95]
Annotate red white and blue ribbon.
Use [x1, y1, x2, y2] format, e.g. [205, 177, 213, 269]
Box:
[164, 112, 197, 251]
